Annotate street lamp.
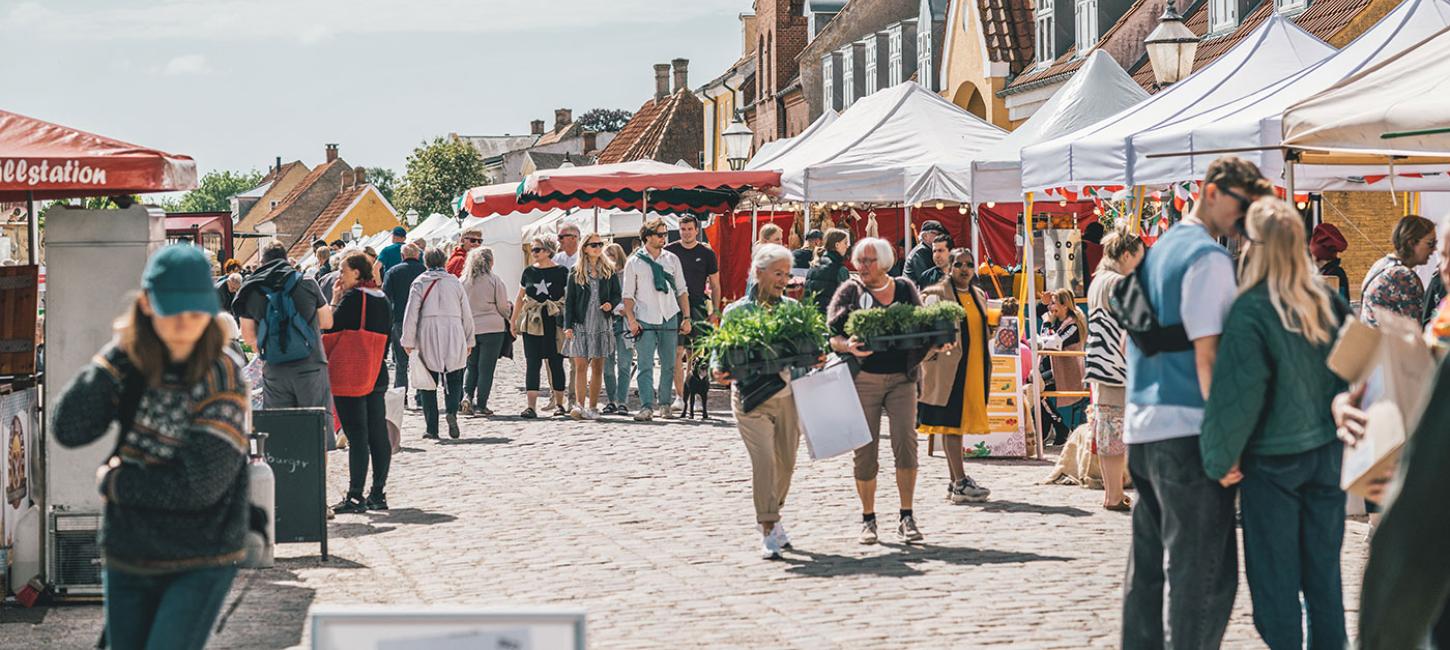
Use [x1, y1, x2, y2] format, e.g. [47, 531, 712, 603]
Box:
[405, 208, 419, 227]
[722, 113, 754, 171]
[1145, 0, 1200, 87]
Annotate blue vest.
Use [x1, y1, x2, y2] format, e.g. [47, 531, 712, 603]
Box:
[1126, 223, 1229, 409]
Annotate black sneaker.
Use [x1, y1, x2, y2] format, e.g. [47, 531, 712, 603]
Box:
[422, 431, 440, 440]
[552, 404, 568, 418]
[478, 406, 494, 416]
[447, 413, 461, 439]
[332, 495, 366, 515]
[366, 493, 389, 511]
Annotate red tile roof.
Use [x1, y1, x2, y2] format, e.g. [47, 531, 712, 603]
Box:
[259, 159, 344, 225]
[979, 0, 1037, 72]
[596, 89, 696, 165]
[287, 184, 369, 259]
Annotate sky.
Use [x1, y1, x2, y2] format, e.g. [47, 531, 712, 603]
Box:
[0, 0, 750, 180]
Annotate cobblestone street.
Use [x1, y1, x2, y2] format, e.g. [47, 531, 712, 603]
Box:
[5, 358, 1371, 648]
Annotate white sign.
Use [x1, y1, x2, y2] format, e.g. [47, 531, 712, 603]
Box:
[310, 607, 586, 650]
[1, 388, 37, 546]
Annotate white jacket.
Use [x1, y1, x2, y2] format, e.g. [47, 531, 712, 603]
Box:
[401, 269, 474, 386]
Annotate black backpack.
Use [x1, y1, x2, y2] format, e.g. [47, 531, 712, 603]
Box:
[1108, 249, 1192, 357]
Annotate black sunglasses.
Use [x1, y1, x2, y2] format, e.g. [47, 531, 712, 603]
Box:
[952, 262, 974, 269]
[648, 231, 667, 238]
[559, 233, 578, 239]
[531, 247, 546, 253]
[585, 242, 604, 249]
[463, 237, 482, 243]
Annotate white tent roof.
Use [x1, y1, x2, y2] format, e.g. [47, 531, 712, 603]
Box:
[519, 208, 678, 242]
[968, 51, 1148, 203]
[1131, 0, 1450, 188]
[769, 82, 1006, 203]
[746, 109, 839, 170]
[1021, 16, 1333, 192]
[1282, 26, 1450, 158]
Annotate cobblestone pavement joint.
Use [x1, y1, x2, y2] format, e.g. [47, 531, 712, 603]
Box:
[3, 358, 1370, 648]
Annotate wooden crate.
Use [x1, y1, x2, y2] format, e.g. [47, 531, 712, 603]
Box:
[0, 266, 38, 376]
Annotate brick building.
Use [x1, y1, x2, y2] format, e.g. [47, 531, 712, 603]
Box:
[231, 158, 310, 263]
[596, 59, 705, 167]
[747, 0, 813, 149]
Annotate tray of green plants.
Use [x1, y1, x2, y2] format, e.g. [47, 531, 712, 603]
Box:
[694, 299, 829, 378]
[845, 301, 965, 352]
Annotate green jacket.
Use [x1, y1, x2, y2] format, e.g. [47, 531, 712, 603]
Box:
[1199, 283, 1347, 479]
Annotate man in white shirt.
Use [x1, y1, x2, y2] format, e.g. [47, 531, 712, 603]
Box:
[553, 223, 581, 269]
[1120, 156, 1273, 649]
[621, 217, 692, 421]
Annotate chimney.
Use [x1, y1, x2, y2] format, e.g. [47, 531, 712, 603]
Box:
[554, 108, 573, 132]
[353, 167, 366, 187]
[274, 155, 282, 174]
[654, 63, 671, 99]
[325, 143, 339, 163]
[531, 119, 546, 135]
[672, 58, 689, 94]
[582, 131, 597, 153]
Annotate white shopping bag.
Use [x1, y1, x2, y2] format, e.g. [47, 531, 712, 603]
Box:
[792, 362, 872, 460]
[384, 387, 405, 453]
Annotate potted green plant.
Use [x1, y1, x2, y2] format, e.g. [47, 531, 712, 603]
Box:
[695, 299, 829, 378]
[845, 301, 964, 352]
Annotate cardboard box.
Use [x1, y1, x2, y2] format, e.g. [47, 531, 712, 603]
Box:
[1327, 315, 1436, 498]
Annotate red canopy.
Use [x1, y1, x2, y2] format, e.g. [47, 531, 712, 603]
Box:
[517, 160, 780, 216]
[462, 182, 523, 217]
[0, 109, 197, 201]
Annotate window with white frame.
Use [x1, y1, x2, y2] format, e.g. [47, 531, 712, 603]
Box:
[842, 49, 856, 106]
[1075, 0, 1098, 54]
[888, 28, 904, 85]
[1275, 0, 1306, 12]
[864, 40, 879, 95]
[1036, 15, 1055, 64]
[1210, 0, 1237, 32]
[918, 28, 933, 91]
[822, 54, 836, 110]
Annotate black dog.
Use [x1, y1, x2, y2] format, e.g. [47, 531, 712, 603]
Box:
[682, 353, 712, 420]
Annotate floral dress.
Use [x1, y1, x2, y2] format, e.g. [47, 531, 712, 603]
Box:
[1361, 261, 1425, 328]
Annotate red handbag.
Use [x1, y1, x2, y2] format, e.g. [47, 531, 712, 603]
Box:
[322, 292, 390, 397]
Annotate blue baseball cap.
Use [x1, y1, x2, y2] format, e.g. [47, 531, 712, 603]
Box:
[142, 245, 221, 317]
[392, 226, 407, 237]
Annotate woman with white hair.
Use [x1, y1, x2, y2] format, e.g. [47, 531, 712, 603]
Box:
[402, 246, 474, 439]
[827, 237, 929, 545]
[460, 246, 512, 417]
[513, 233, 569, 418]
[712, 243, 806, 560]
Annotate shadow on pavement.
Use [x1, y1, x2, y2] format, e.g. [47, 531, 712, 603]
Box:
[780, 544, 1071, 578]
[436, 436, 512, 446]
[969, 499, 1094, 518]
[366, 508, 458, 526]
[210, 565, 317, 648]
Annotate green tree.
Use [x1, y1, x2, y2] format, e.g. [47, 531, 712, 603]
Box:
[577, 108, 633, 133]
[362, 167, 398, 205]
[171, 169, 264, 213]
[393, 137, 487, 217]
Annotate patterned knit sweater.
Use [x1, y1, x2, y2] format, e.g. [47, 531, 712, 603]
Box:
[52, 343, 250, 572]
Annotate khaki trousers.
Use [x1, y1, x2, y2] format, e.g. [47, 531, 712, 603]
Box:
[852, 371, 919, 481]
[733, 385, 801, 524]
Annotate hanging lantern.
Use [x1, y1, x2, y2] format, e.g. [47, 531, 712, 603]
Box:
[958, 204, 968, 215]
[986, 201, 996, 209]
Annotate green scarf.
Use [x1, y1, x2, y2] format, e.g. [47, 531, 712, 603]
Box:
[634, 248, 677, 294]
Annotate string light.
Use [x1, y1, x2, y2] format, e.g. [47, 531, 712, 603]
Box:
[958, 204, 968, 214]
[935, 201, 944, 210]
[986, 201, 996, 208]
[913, 202, 922, 209]
[1296, 201, 1308, 210]
[1094, 207, 1103, 216]
[1058, 199, 1068, 207]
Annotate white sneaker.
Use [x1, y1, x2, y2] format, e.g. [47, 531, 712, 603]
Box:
[759, 526, 782, 560]
[583, 408, 600, 421]
[634, 408, 654, 422]
[769, 521, 792, 550]
[858, 519, 879, 545]
[569, 405, 584, 420]
[659, 403, 675, 419]
[671, 397, 686, 413]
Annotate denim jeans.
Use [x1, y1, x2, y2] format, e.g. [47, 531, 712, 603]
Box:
[1122, 435, 1238, 650]
[418, 369, 464, 435]
[103, 563, 238, 650]
[390, 324, 408, 390]
[1241, 442, 1347, 650]
[463, 332, 507, 409]
[633, 314, 679, 410]
[604, 327, 633, 406]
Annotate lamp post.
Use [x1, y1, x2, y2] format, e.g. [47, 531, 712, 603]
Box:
[1145, 0, 1200, 88]
[350, 220, 364, 242]
[405, 208, 419, 227]
[722, 112, 754, 171]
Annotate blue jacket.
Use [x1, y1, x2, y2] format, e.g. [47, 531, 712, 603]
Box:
[382, 258, 425, 324]
[1126, 223, 1229, 409]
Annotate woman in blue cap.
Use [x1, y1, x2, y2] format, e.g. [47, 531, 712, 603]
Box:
[52, 244, 250, 650]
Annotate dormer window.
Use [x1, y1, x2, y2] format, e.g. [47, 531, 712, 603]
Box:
[1075, 0, 1099, 54]
[1276, 0, 1306, 13]
[1036, 0, 1057, 64]
[1210, 0, 1237, 33]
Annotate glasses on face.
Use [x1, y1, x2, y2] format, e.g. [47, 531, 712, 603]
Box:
[858, 257, 878, 265]
[464, 237, 482, 244]
[648, 231, 667, 239]
[1220, 186, 1254, 214]
[584, 242, 603, 249]
[560, 233, 578, 240]
[952, 262, 973, 269]
[531, 247, 546, 254]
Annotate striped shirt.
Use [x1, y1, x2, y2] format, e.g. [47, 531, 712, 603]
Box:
[1086, 268, 1129, 386]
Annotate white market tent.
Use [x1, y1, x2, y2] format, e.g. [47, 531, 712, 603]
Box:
[1021, 16, 1333, 192]
[746, 108, 839, 171]
[1130, 0, 1450, 189]
[769, 81, 1006, 204]
[1281, 26, 1450, 170]
[967, 51, 1148, 204]
[518, 208, 678, 242]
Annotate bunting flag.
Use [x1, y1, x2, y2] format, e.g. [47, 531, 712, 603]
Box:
[1271, 187, 1312, 203]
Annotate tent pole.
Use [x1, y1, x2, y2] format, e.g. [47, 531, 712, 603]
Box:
[1285, 160, 1296, 205]
[26, 191, 37, 264]
[593, 206, 599, 234]
[971, 205, 981, 264]
[751, 204, 759, 242]
[904, 203, 913, 253]
[1024, 191, 1042, 460]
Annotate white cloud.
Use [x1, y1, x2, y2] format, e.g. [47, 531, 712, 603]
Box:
[2, 0, 745, 43]
[161, 54, 211, 76]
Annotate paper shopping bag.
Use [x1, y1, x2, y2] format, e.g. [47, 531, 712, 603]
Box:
[792, 362, 872, 460]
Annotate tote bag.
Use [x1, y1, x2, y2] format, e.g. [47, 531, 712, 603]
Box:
[321, 293, 390, 397]
[792, 361, 873, 460]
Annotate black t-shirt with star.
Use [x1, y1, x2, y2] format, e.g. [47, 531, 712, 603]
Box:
[521, 265, 568, 303]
